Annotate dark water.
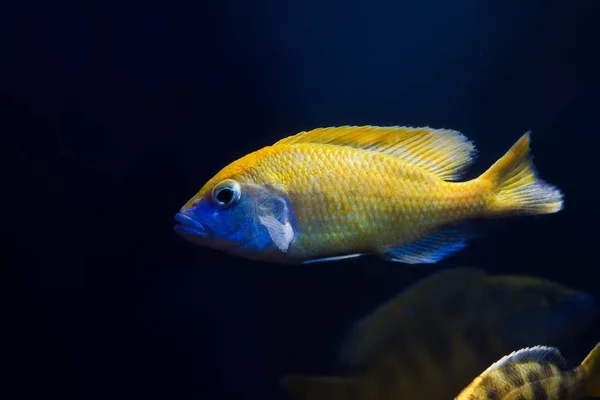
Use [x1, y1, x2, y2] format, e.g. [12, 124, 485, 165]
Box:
[3, 1, 600, 399]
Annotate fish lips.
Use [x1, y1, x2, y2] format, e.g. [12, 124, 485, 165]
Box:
[173, 212, 209, 238]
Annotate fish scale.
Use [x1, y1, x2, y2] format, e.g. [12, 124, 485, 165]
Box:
[264, 144, 475, 258]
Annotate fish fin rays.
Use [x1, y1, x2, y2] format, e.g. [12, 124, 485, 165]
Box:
[484, 346, 567, 375]
[379, 226, 479, 264]
[258, 215, 294, 252]
[479, 132, 564, 215]
[274, 126, 478, 181]
[339, 268, 488, 367]
[280, 375, 355, 400]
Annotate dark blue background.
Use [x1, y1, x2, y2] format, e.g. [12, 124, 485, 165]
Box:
[3, 1, 600, 399]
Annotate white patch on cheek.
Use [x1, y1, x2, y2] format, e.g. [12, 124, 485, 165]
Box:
[258, 215, 294, 252]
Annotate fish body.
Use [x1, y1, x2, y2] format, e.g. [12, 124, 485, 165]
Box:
[174, 126, 563, 264]
[456, 342, 600, 400]
[281, 268, 599, 400]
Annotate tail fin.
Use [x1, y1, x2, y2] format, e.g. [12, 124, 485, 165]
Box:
[580, 342, 600, 397]
[479, 132, 563, 216]
[280, 375, 357, 400]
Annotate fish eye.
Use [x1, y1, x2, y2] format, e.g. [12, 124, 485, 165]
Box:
[212, 179, 241, 207]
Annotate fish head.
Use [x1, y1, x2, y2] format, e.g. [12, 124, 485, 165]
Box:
[485, 276, 599, 348]
[174, 162, 295, 261]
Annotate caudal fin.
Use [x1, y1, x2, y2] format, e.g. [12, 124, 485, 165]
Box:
[479, 132, 564, 216]
[280, 375, 357, 400]
[580, 342, 600, 397]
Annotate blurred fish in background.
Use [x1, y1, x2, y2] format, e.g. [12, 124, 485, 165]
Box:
[281, 268, 599, 400]
[455, 342, 600, 400]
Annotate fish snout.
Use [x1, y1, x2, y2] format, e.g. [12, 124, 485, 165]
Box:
[173, 212, 208, 237]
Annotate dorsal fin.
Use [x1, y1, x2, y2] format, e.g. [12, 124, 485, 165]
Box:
[483, 346, 567, 375]
[273, 125, 478, 181]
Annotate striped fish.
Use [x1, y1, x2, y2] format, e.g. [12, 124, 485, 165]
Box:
[281, 269, 599, 400]
[456, 342, 600, 399]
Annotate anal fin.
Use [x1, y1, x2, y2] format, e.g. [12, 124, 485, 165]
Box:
[380, 227, 479, 264]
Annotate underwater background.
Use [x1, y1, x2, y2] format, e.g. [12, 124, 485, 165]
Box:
[3, 0, 600, 399]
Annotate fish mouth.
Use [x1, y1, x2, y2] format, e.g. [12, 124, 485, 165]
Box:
[173, 212, 208, 237]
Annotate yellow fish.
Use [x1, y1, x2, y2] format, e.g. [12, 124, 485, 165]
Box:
[455, 342, 600, 400]
[174, 126, 564, 264]
[281, 268, 599, 400]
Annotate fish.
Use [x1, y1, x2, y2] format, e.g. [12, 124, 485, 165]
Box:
[455, 342, 600, 400]
[280, 268, 599, 400]
[174, 126, 564, 264]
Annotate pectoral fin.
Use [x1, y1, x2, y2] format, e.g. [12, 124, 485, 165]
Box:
[258, 215, 294, 252]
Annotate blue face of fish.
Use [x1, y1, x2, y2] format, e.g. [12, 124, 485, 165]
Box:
[174, 180, 295, 260]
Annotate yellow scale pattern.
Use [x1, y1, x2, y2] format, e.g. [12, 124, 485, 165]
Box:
[459, 361, 581, 399]
[234, 142, 489, 259]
